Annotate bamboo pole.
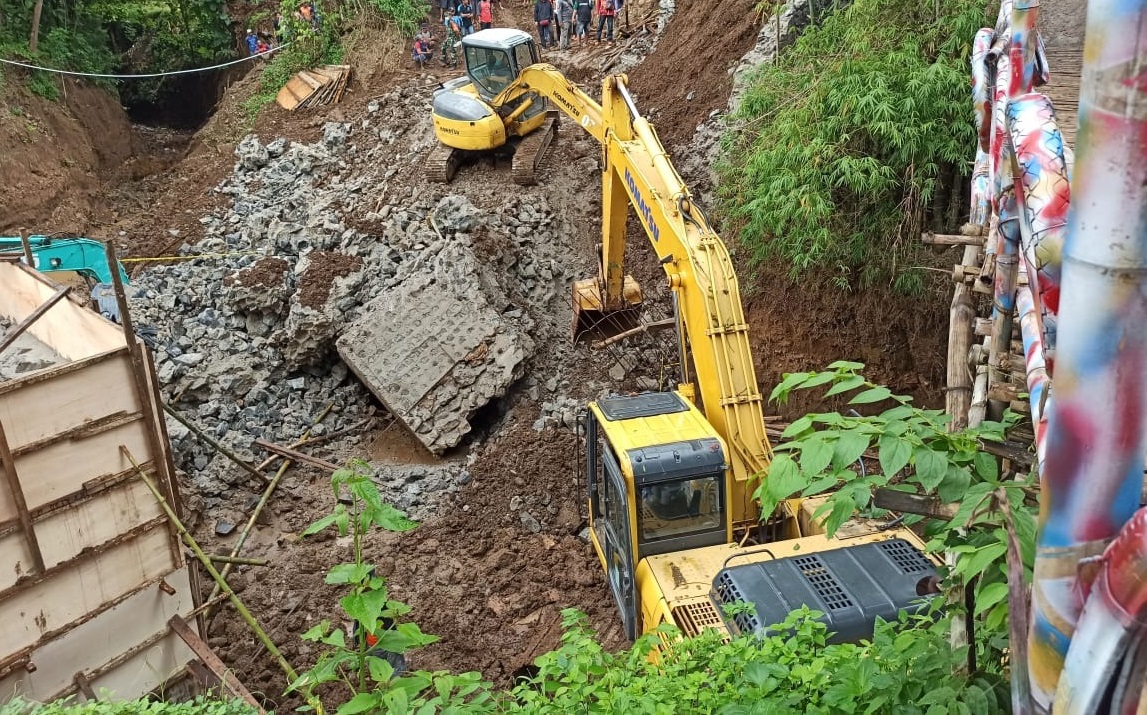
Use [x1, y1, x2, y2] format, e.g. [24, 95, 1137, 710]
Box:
[120, 446, 307, 700]
[18, 228, 34, 268]
[206, 403, 334, 617]
[946, 245, 979, 431]
[208, 554, 268, 566]
[161, 402, 270, 485]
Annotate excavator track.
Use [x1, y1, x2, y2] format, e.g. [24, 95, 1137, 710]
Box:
[427, 143, 463, 183]
[511, 113, 560, 186]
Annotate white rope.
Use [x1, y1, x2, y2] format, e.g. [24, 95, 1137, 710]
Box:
[0, 43, 291, 80]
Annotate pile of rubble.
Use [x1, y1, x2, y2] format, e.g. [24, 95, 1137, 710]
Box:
[128, 83, 578, 518]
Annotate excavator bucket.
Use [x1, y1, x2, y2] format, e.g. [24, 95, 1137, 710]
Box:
[571, 275, 643, 341]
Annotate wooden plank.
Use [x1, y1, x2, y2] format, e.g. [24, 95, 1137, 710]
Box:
[0, 287, 69, 356]
[32, 478, 162, 577]
[0, 524, 174, 654]
[297, 70, 324, 89]
[253, 439, 339, 472]
[0, 478, 163, 590]
[105, 247, 183, 568]
[11, 420, 151, 514]
[0, 569, 196, 702]
[0, 352, 139, 453]
[0, 420, 44, 575]
[169, 616, 265, 712]
[979, 438, 1034, 468]
[0, 263, 124, 361]
[923, 232, 984, 246]
[874, 488, 959, 520]
[0, 528, 33, 589]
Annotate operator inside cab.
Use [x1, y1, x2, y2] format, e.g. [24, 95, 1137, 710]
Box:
[465, 47, 514, 96]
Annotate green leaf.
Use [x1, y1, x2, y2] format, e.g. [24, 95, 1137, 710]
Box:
[825, 374, 866, 397]
[302, 511, 341, 537]
[782, 415, 815, 438]
[826, 360, 865, 371]
[770, 372, 812, 402]
[767, 455, 806, 504]
[878, 433, 912, 477]
[799, 372, 839, 390]
[850, 387, 892, 404]
[337, 692, 381, 715]
[974, 582, 1008, 615]
[368, 656, 396, 683]
[913, 447, 947, 491]
[972, 451, 999, 482]
[832, 430, 870, 470]
[937, 465, 971, 504]
[799, 436, 835, 476]
[326, 563, 373, 586]
[958, 543, 1007, 583]
[371, 502, 418, 532]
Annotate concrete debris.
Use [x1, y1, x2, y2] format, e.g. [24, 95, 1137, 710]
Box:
[0, 319, 66, 380]
[338, 243, 534, 454]
[126, 82, 574, 511]
[533, 396, 581, 432]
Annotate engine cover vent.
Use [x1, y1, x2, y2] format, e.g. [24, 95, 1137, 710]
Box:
[710, 539, 939, 644]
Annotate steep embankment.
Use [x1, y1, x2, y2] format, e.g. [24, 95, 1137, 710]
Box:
[0, 78, 133, 233]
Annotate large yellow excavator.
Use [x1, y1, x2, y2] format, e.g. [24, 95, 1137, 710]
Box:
[439, 29, 941, 642]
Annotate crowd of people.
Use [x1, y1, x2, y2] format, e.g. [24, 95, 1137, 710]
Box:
[413, 0, 622, 68]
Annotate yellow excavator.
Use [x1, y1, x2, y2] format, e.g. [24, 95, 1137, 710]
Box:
[428, 29, 571, 185]
[446, 29, 941, 642]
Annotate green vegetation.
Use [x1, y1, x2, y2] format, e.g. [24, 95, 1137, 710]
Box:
[0, 0, 230, 101]
[761, 363, 1033, 660]
[717, 0, 984, 293]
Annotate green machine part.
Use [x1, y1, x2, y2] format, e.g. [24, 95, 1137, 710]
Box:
[0, 236, 131, 286]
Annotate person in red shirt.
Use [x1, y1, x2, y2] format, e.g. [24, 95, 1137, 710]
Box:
[478, 0, 494, 29]
[594, 0, 615, 42]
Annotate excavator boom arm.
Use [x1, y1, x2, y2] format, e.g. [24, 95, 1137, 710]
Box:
[503, 65, 773, 521]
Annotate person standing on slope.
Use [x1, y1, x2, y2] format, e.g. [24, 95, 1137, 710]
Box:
[478, 0, 494, 29]
[594, 0, 615, 42]
[443, 9, 464, 67]
[575, 0, 592, 47]
[534, 0, 555, 48]
[458, 0, 476, 35]
[555, 0, 575, 50]
[245, 28, 259, 55]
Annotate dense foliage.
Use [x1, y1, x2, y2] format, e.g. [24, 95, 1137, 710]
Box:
[717, 0, 984, 293]
[0, 0, 231, 101]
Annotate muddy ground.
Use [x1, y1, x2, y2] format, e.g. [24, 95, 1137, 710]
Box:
[0, 0, 1046, 708]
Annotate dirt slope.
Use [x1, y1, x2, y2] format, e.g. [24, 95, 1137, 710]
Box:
[0, 78, 133, 233]
[627, 0, 762, 144]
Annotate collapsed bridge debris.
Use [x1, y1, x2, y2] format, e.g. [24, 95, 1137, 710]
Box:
[336, 270, 532, 455]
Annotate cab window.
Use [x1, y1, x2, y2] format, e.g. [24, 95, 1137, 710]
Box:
[466, 46, 515, 97]
[513, 41, 535, 72]
[639, 475, 723, 541]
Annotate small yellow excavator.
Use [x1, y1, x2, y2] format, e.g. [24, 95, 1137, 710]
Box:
[444, 29, 941, 642]
[428, 28, 568, 185]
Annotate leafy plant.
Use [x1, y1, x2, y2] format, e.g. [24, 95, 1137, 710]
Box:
[717, 0, 985, 293]
[506, 607, 1005, 714]
[287, 459, 495, 715]
[759, 362, 1036, 667]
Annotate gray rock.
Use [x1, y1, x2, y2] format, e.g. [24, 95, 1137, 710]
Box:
[520, 511, 542, 533]
[236, 136, 270, 171]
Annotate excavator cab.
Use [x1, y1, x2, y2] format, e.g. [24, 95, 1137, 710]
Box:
[428, 29, 559, 185]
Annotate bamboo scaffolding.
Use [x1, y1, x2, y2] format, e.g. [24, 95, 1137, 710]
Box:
[205, 403, 334, 619]
[120, 446, 311, 708]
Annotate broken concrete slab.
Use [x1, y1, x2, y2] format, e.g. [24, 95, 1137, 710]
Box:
[336, 271, 533, 455]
